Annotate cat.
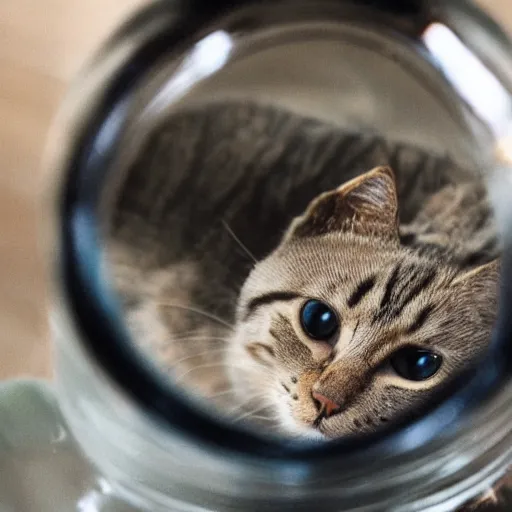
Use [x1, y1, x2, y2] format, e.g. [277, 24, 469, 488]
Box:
[107, 102, 504, 510]
[108, 102, 479, 416]
[108, 103, 499, 432]
[225, 166, 500, 439]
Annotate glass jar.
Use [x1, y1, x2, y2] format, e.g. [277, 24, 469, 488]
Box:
[41, 0, 512, 510]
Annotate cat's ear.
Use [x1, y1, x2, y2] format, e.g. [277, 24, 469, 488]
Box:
[451, 259, 500, 325]
[284, 166, 399, 242]
[451, 258, 500, 288]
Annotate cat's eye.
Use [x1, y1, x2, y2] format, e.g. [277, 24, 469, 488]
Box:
[300, 300, 339, 341]
[390, 347, 442, 381]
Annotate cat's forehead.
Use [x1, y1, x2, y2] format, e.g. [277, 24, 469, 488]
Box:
[242, 234, 406, 301]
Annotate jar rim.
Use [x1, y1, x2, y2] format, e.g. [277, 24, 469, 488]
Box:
[49, 0, 512, 470]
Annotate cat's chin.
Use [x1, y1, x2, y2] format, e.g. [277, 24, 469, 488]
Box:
[271, 402, 328, 442]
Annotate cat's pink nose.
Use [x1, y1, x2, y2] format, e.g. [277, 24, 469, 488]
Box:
[312, 391, 341, 418]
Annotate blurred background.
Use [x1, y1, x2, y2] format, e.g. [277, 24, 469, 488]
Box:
[0, 0, 510, 380]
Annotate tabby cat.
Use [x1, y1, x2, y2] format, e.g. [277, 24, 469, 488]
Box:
[225, 166, 500, 439]
[109, 103, 504, 509]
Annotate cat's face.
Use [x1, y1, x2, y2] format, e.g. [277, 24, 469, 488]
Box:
[226, 167, 499, 439]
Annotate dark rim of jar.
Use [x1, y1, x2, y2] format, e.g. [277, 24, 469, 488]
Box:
[56, 0, 512, 465]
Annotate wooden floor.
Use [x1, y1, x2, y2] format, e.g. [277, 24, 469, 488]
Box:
[0, 0, 509, 380]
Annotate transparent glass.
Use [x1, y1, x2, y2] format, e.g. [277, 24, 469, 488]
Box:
[40, 0, 512, 510]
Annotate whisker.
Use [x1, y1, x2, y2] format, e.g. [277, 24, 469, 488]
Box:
[207, 388, 237, 399]
[167, 328, 213, 338]
[157, 303, 235, 331]
[145, 329, 214, 348]
[173, 362, 267, 383]
[222, 220, 257, 264]
[171, 347, 233, 366]
[168, 336, 231, 344]
[226, 359, 276, 373]
[207, 385, 272, 401]
[168, 329, 206, 338]
[223, 392, 273, 414]
[231, 371, 276, 387]
[173, 363, 227, 383]
[233, 394, 270, 406]
[232, 404, 275, 424]
[154, 338, 232, 359]
[250, 416, 276, 421]
[161, 342, 231, 353]
[248, 415, 279, 423]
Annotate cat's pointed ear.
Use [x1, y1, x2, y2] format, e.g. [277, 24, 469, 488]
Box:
[284, 166, 399, 242]
[451, 259, 500, 325]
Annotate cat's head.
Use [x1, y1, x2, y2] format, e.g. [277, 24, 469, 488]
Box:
[226, 166, 499, 439]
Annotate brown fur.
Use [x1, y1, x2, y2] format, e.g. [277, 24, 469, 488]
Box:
[108, 102, 478, 418]
[227, 167, 499, 438]
[106, 101, 504, 511]
[106, 103, 499, 439]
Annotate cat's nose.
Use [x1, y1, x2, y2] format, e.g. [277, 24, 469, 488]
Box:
[311, 391, 341, 418]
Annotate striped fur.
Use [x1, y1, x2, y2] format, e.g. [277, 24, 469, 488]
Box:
[227, 166, 499, 439]
[106, 102, 498, 436]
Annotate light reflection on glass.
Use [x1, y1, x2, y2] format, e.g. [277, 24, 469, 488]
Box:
[422, 22, 512, 140]
[77, 490, 104, 511]
[147, 30, 234, 116]
[424, 23, 512, 249]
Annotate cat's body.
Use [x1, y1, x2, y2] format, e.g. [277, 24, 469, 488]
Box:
[108, 102, 499, 437]
[401, 181, 498, 268]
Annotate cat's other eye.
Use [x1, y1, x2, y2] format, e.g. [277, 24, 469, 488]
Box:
[390, 347, 442, 381]
[300, 299, 339, 342]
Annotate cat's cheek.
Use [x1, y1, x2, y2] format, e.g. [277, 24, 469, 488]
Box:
[273, 398, 315, 438]
[271, 386, 322, 439]
[224, 341, 253, 395]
